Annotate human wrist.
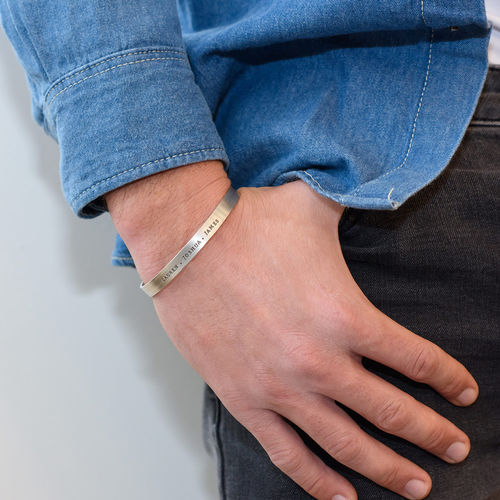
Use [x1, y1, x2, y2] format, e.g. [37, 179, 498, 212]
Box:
[139, 185, 240, 297]
[104, 160, 231, 280]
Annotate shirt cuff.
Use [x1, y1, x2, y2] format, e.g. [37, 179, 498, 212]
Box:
[43, 46, 229, 218]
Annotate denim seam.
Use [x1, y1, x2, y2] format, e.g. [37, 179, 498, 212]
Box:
[296, 169, 426, 208]
[351, 17, 434, 197]
[214, 396, 227, 500]
[111, 256, 134, 261]
[70, 147, 225, 207]
[387, 187, 395, 203]
[46, 56, 185, 108]
[420, 0, 428, 26]
[299, 6, 433, 205]
[44, 48, 185, 103]
[299, 170, 347, 204]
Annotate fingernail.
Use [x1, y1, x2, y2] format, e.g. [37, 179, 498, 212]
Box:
[445, 441, 469, 463]
[404, 479, 429, 499]
[457, 387, 477, 405]
[332, 496, 347, 500]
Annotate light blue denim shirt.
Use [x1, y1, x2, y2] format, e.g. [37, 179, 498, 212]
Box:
[0, 1, 491, 268]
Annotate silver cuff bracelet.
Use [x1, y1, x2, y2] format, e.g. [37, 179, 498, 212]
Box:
[139, 185, 240, 297]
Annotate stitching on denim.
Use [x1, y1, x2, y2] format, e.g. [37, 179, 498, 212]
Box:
[299, 170, 346, 204]
[387, 187, 395, 201]
[44, 49, 185, 103]
[112, 256, 134, 261]
[46, 57, 185, 107]
[420, 0, 428, 26]
[301, 170, 324, 191]
[214, 397, 227, 500]
[71, 147, 225, 206]
[351, 27, 434, 197]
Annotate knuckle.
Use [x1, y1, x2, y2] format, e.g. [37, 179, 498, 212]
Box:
[268, 444, 327, 499]
[253, 371, 296, 410]
[375, 398, 410, 433]
[268, 446, 304, 475]
[302, 472, 327, 498]
[323, 429, 364, 464]
[408, 345, 440, 382]
[330, 299, 360, 333]
[378, 463, 402, 488]
[442, 371, 468, 399]
[423, 423, 448, 451]
[283, 340, 325, 380]
[334, 301, 382, 351]
[263, 383, 296, 410]
[220, 388, 250, 413]
[244, 411, 274, 437]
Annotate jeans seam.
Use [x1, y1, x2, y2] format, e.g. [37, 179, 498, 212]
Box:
[70, 147, 225, 208]
[214, 396, 227, 500]
[469, 120, 500, 127]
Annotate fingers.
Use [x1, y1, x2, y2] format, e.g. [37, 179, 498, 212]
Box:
[354, 309, 479, 406]
[319, 367, 470, 464]
[283, 395, 432, 500]
[244, 409, 358, 500]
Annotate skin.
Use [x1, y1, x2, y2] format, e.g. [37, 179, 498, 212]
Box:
[105, 160, 479, 500]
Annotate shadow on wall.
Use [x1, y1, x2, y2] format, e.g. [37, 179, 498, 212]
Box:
[0, 31, 217, 497]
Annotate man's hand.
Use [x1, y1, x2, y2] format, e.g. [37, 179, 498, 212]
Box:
[106, 164, 478, 500]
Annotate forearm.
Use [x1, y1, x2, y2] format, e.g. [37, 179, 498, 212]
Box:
[104, 160, 230, 282]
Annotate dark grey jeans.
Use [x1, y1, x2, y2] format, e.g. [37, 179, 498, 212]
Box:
[202, 66, 500, 500]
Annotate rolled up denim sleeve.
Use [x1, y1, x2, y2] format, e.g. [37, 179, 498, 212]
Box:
[0, 0, 229, 218]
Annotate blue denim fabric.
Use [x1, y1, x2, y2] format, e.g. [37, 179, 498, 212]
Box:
[0, 1, 491, 268]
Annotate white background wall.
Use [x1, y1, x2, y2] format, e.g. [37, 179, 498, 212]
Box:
[0, 27, 218, 500]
